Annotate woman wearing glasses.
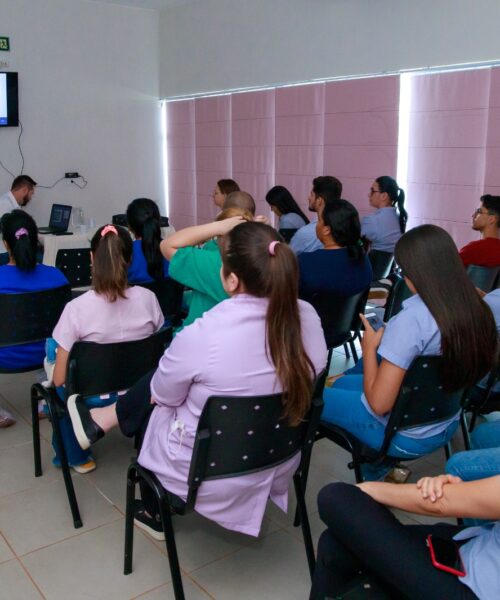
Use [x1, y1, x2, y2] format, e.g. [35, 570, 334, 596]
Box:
[361, 176, 407, 253]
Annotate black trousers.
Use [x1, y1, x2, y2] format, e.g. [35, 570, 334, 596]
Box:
[310, 482, 478, 600]
[116, 369, 159, 515]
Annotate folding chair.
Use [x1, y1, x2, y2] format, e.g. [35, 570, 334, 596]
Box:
[368, 250, 394, 281]
[55, 248, 92, 289]
[134, 278, 184, 325]
[466, 264, 500, 293]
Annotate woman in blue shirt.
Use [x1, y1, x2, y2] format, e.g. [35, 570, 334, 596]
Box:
[127, 198, 169, 283]
[322, 225, 497, 478]
[298, 198, 372, 301]
[266, 185, 309, 231]
[0, 210, 68, 371]
[361, 176, 408, 253]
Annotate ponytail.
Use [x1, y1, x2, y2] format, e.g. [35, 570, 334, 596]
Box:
[90, 225, 133, 302]
[322, 198, 367, 263]
[126, 198, 164, 281]
[376, 176, 408, 233]
[221, 222, 316, 425]
[0, 210, 38, 271]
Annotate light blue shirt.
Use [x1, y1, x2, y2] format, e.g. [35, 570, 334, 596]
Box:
[289, 220, 322, 255]
[361, 207, 402, 253]
[455, 521, 500, 600]
[484, 289, 500, 335]
[361, 294, 459, 438]
[279, 213, 307, 230]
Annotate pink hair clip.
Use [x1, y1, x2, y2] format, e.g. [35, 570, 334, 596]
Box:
[101, 224, 118, 237]
[268, 241, 280, 256]
[14, 227, 29, 239]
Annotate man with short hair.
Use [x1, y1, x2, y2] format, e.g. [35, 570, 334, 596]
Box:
[290, 175, 342, 255]
[459, 194, 500, 267]
[0, 175, 37, 262]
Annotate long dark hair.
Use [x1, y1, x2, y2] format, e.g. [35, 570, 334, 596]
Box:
[126, 198, 164, 281]
[394, 225, 497, 391]
[221, 222, 316, 425]
[265, 186, 310, 224]
[376, 176, 407, 234]
[322, 199, 367, 261]
[90, 225, 133, 302]
[0, 210, 38, 271]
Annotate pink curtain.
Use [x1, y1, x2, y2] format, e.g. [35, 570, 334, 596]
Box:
[406, 69, 492, 248]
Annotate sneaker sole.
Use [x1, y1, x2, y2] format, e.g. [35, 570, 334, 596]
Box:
[67, 396, 91, 450]
[134, 517, 165, 541]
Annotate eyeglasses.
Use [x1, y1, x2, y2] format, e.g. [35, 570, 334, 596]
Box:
[472, 208, 488, 217]
[369, 188, 382, 196]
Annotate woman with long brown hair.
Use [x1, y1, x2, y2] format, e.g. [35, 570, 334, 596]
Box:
[322, 224, 497, 480]
[68, 221, 327, 538]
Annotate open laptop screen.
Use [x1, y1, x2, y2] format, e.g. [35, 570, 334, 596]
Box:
[49, 204, 72, 231]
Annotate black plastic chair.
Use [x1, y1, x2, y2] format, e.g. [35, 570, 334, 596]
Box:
[0, 285, 72, 374]
[466, 264, 500, 292]
[368, 250, 394, 281]
[279, 228, 298, 244]
[134, 278, 184, 325]
[55, 248, 92, 288]
[309, 288, 369, 370]
[113, 214, 170, 228]
[383, 273, 412, 322]
[123, 372, 326, 599]
[316, 356, 462, 483]
[31, 327, 173, 528]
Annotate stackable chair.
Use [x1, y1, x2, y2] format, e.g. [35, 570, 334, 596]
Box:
[134, 278, 184, 326]
[0, 285, 71, 375]
[309, 288, 369, 369]
[368, 250, 394, 281]
[31, 327, 173, 528]
[466, 264, 500, 293]
[123, 372, 326, 599]
[383, 273, 412, 322]
[315, 356, 462, 483]
[55, 248, 92, 291]
[279, 228, 298, 243]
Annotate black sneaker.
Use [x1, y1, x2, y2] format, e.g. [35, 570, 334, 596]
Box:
[67, 394, 105, 450]
[134, 500, 165, 541]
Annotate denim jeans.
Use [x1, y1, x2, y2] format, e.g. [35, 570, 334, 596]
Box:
[322, 374, 459, 480]
[446, 421, 500, 481]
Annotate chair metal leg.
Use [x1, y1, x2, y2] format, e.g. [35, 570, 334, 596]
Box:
[444, 442, 452, 460]
[325, 348, 333, 375]
[343, 343, 350, 359]
[349, 340, 358, 363]
[159, 499, 185, 600]
[460, 412, 471, 451]
[31, 387, 42, 477]
[47, 396, 83, 529]
[293, 474, 315, 579]
[124, 467, 137, 575]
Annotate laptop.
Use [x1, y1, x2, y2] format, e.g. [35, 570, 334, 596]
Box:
[38, 204, 73, 235]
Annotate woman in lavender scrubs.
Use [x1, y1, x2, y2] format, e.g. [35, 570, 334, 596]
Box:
[68, 220, 327, 539]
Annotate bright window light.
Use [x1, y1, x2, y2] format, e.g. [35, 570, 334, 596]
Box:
[161, 100, 169, 217]
[396, 73, 411, 204]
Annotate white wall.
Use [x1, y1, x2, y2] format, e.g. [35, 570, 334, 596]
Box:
[0, 0, 162, 226]
[160, 0, 500, 98]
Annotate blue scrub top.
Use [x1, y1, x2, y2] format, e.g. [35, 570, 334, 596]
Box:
[128, 239, 170, 284]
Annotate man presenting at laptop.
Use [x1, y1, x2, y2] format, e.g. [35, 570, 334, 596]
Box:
[0, 175, 37, 264]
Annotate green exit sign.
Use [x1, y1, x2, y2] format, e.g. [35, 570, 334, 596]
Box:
[0, 37, 10, 52]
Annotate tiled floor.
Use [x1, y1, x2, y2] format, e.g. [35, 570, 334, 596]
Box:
[0, 350, 460, 599]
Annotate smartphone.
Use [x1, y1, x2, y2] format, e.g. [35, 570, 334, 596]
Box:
[427, 535, 466, 577]
[363, 312, 385, 332]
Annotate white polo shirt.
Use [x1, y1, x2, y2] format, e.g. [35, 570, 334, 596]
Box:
[0, 191, 20, 253]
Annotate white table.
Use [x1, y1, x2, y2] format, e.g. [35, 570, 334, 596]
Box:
[40, 226, 175, 267]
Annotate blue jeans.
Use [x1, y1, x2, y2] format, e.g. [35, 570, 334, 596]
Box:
[446, 421, 500, 481]
[323, 374, 459, 480]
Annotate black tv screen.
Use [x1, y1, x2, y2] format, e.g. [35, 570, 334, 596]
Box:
[0, 72, 19, 127]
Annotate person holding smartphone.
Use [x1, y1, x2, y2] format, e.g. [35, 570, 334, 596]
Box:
[310, 475, 500, 599]
[321, 224, 497, 480]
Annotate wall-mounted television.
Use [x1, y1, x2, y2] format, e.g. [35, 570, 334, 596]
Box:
[0, 72, 19, 127]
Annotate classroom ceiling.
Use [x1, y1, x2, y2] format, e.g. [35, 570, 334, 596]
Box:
[94, 0, 197, 9]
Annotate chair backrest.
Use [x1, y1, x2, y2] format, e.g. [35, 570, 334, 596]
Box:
[368, 250, 394, 281]
[380, 356, 462, 456]
[113, 214, 170, 228]
[279, 228, 298, 244]
[467, 264, 500, 292]
[383, 273, 412, 322]
[134, 279, 184, 322]
[65, 327, 172, 398]
[309, 288, 369, 349]
[0, 285, 72, 347]
[55, 248, 92, 287]
[185, 371, 326, 508]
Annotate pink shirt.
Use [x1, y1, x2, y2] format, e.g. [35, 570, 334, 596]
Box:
[53, 286, 164, 350]
[138, 294, 327, 536]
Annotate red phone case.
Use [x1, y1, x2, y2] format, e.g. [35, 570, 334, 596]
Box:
[427, 535, 466, 577]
